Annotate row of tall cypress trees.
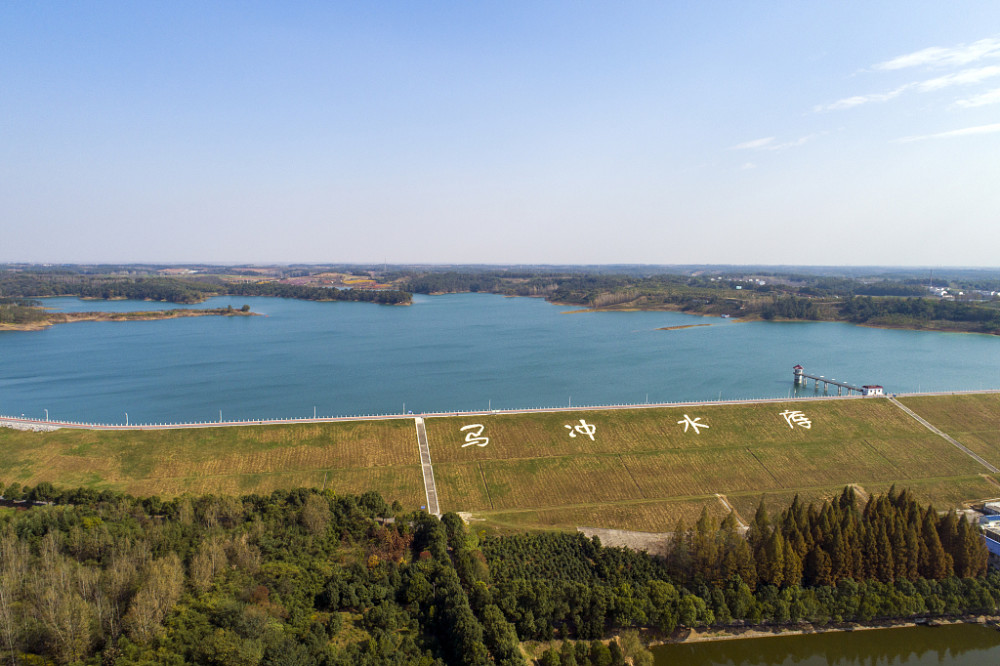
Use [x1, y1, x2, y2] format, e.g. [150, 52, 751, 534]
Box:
[667, 486, 988, 588]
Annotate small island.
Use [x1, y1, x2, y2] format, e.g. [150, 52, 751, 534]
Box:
[656, 323, 713, 331]
[0, 302, 258, 332]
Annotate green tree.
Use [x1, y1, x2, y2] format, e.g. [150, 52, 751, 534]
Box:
[539, 646, 561, 666]
[559, 640, 579, 666]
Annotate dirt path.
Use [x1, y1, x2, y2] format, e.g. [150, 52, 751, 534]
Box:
[577, 526, 671, 556]
[715, 494, 746, 529]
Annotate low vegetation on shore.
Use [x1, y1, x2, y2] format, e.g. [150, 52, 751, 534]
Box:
[0, 483, 996, 665]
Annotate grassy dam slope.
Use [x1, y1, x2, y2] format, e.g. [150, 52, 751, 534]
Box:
[3, 394, 1000, 532]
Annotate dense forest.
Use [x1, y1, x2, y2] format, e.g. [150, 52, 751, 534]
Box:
[0, 299, 47, 325]
[0, 275, 218, 304]
[839, 296, 1000, 332]
[0, 482, 995, 665]
[225, 281, 411, 305]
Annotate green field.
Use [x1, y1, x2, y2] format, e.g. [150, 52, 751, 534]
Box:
[2, 394, 999, 532]
[425, 398, 998, 530]
[0, 420, 425, 507]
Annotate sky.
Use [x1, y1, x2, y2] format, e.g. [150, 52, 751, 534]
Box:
[2, 2, 999, 266]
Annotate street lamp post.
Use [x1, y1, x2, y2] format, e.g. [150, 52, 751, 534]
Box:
[125, 412, 128, 426]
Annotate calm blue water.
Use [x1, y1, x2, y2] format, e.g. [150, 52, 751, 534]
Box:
[2, 293, 999, 424]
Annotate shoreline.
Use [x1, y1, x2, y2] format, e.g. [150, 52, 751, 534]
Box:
[555, 302, 999, 336]
[16, 291, 997, 335]
[491, 292, 1000, 336]
[653, 614, 1000, 647]
[522, 616, 1000, 662]
[855, 320, 1000, 337]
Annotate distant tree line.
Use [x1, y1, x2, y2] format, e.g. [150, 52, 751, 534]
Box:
[0, 273, 412, 306]
[226, 281, 411, 305]
[840, 296, 1000, 331]
[758, 296, 819, 320]
[400, 272, 509, 295]
[0, 274, 218, 303]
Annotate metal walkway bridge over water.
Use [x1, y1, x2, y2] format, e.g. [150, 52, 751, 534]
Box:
[793, 365, 883, 396]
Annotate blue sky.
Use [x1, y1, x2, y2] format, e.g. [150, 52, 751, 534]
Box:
[2, 2, 999, 266]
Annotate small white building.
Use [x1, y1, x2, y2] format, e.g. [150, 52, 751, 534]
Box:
[861, 385, 884, 397]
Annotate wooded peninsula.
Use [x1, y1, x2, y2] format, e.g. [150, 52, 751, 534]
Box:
[0, 303, 258, 331]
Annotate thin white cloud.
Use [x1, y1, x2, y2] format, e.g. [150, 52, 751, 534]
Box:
[954, 86, 1000, 108]
[815, 85, 910, 112]
[816, 65, 1000, 112]
[894, 122, 1000, 143]
[740, 162, 757, 170]
[769, 134, 818, 150]
[731, 137, 774, 150]
[916, 65, 1000, 91]
[731, 133, 821, 151]
[874, 37, 1000, 70]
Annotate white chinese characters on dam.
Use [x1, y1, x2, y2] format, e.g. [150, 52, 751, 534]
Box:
[677, 414, 709, 434]
[460, 424, 489, 447]
[565, 419, 597, 441]
[780, 410, 812, 430]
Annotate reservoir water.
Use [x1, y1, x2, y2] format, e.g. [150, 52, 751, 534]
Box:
[2, 293, 999, 424]
[652, 624, 1000, 665]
